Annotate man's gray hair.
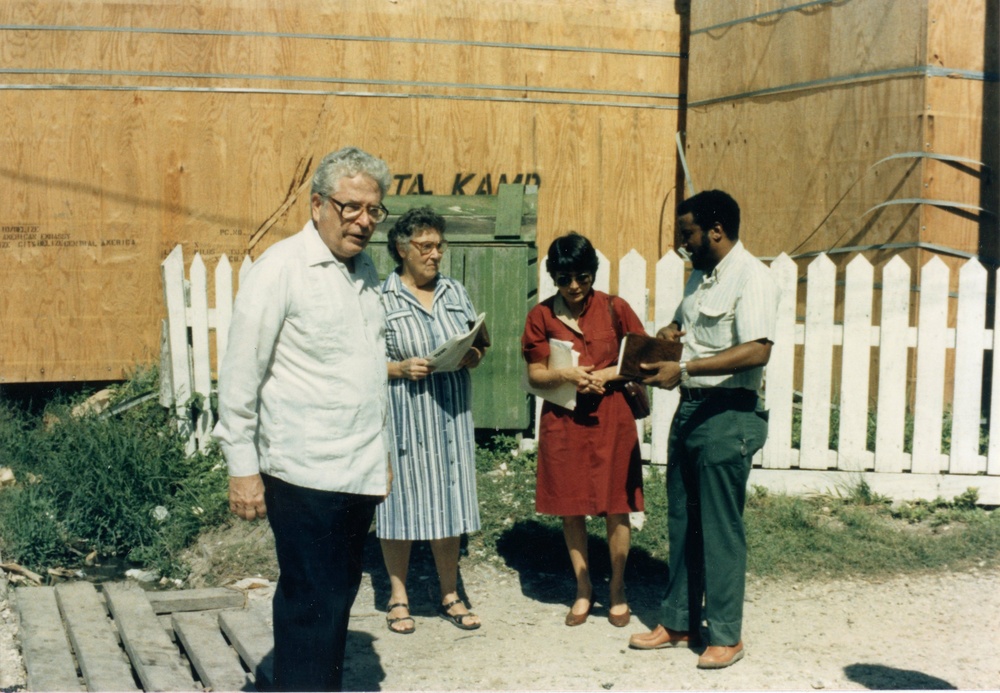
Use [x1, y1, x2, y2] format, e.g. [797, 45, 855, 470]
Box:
[311, 146, 392, 197]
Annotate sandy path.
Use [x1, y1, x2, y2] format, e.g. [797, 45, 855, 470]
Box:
[3, 561, 998, 691]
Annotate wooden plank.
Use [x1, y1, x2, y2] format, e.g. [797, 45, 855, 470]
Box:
[649, 251, 685, 465]
[874, 256, 911, 473]
[493, 184, 525, 238]
[837, 255, 874, 472]
[619, 249, 648, 445]
[54, 582, 140, 692]
[761, 254, 798, 471]
[172, 612, 253, 693]
[13, 587, 83, 692]
[189, 253, 213, 450]
[160, 245, 195, 456]
[989, 270, 1000, 477]
[147, 588, 246, 615]
[912, 257, 950, 474]
[102, 583, 197, 692]
[219, 610, 274, 689]
[749, 468, 1000, 506]
[214, 254, 234, 373]
[950, 260, 988, 474]
[800, 254, 835, 470]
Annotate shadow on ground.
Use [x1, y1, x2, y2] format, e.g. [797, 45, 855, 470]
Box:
[360, 521, 670, 626]
[493, 519, 669, 624]
[843, 663, 957, 690]
[343, 631, 385, 692]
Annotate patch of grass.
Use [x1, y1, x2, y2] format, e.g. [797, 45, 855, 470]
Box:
[744, 483, 1000, 579]
[469, 442, 1000, 582]
[0, 373, 229, 579]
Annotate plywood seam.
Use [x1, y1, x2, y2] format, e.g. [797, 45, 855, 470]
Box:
[0, 84, 681, 109]
[689, 65, 994, 108]
[0, 68, 682, 101]
[0, 24, 681, 58]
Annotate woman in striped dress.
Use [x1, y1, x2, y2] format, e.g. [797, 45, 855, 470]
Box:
[377, 207, 485, 634]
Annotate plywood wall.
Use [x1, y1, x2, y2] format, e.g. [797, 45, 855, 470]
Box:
[683, 0, 995, 407]
[0, 0, 684, 382]
[683, 0, 995, 274]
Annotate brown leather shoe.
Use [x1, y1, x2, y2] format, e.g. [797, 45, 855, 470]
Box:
[607, 607, 631, 628]
[564, 597, 595, 627]
[697, 641, 744, 669]
[628, 624, 697, 649]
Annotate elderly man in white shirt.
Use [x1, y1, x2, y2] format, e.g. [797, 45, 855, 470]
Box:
[628, 190, 780, 671]
[214, 146, 393, 692]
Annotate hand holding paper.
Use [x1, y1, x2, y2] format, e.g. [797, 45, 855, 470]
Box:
[425, 313, 487, 372]
[520, 339, 581, 410]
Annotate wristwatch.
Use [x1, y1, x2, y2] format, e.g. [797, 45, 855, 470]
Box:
[678, 361, 690, 383]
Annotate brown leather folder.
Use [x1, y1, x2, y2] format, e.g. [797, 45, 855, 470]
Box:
[616, 333, 682, 380]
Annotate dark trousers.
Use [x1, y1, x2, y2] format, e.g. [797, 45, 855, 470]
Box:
[262, 474, 379, 692]
[660, 394, 767, 646]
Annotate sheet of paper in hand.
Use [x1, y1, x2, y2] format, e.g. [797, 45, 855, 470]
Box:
[615, 333, 683, 380]
[425, 313, 487, 372]
[520, 338, 580, 410]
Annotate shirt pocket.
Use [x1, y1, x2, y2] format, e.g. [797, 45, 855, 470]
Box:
[294, 293, 346, 352]
[585, 327, 619, 365]
[385, 307, 429, 360]
[692, 296, 736, 350]
[441, 301, 473, 336]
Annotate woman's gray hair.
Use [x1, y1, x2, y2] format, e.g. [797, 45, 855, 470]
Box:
[311, 147, 392, 197]
[387, 206, 446, 265]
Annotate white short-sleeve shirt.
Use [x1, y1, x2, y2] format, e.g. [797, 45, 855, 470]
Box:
[673, 240, 780, 391]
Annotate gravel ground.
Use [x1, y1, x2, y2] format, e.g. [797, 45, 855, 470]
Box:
[3, 554, 999, 691]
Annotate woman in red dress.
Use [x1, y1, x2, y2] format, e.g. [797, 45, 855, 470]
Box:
[521, 232, 646, 628]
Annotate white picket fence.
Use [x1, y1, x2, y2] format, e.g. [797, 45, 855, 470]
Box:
[161, 244, 1000, 504]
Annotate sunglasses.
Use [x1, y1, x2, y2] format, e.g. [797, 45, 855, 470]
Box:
[554, 272, 593, 288]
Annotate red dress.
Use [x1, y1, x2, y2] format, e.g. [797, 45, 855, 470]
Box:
[521, 290, 646, 516]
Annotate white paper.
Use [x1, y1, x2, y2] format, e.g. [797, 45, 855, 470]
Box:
[425, 312, 486, 372]
[520, 338, 580, 410]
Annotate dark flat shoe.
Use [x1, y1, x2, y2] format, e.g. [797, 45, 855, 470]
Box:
[386, 602, 415, 635]
[438, 598, 481, 630]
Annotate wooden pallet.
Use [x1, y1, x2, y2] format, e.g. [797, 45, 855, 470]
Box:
[13, 582, 272, 692]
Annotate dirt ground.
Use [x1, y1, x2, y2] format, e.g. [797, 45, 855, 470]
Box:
[3, 537, 999, 692]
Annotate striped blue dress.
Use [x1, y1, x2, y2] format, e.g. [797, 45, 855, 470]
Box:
[376, 271, 482, 540]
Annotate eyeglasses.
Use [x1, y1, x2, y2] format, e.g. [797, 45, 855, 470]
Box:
[554, 272, 593, 287]
[409, 240, 448, 256]
[323, 195, 390, 224]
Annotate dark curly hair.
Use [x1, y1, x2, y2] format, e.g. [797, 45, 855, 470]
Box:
[676, 190, 741, 240]
[545, 232, 599, 278]
[387, 206, 446, 265]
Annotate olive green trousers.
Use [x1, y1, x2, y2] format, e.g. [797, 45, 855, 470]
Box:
[659, 392, 768, 646]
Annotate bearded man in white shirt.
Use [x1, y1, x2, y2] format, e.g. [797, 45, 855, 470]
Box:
[214, 146, 393, 691]
[628, 190, 780, 670]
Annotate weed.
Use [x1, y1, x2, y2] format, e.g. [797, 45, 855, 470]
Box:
[0, 374, 229, 579]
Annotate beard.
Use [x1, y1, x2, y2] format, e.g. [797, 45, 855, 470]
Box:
[689, 243, 713, 271]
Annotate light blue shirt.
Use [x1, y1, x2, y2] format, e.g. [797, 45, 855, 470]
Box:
[673, 240, 780, 390]
[213, 221, 390, 494]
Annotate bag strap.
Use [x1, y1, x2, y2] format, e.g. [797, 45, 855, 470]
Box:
[608, 295, 623, 345]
